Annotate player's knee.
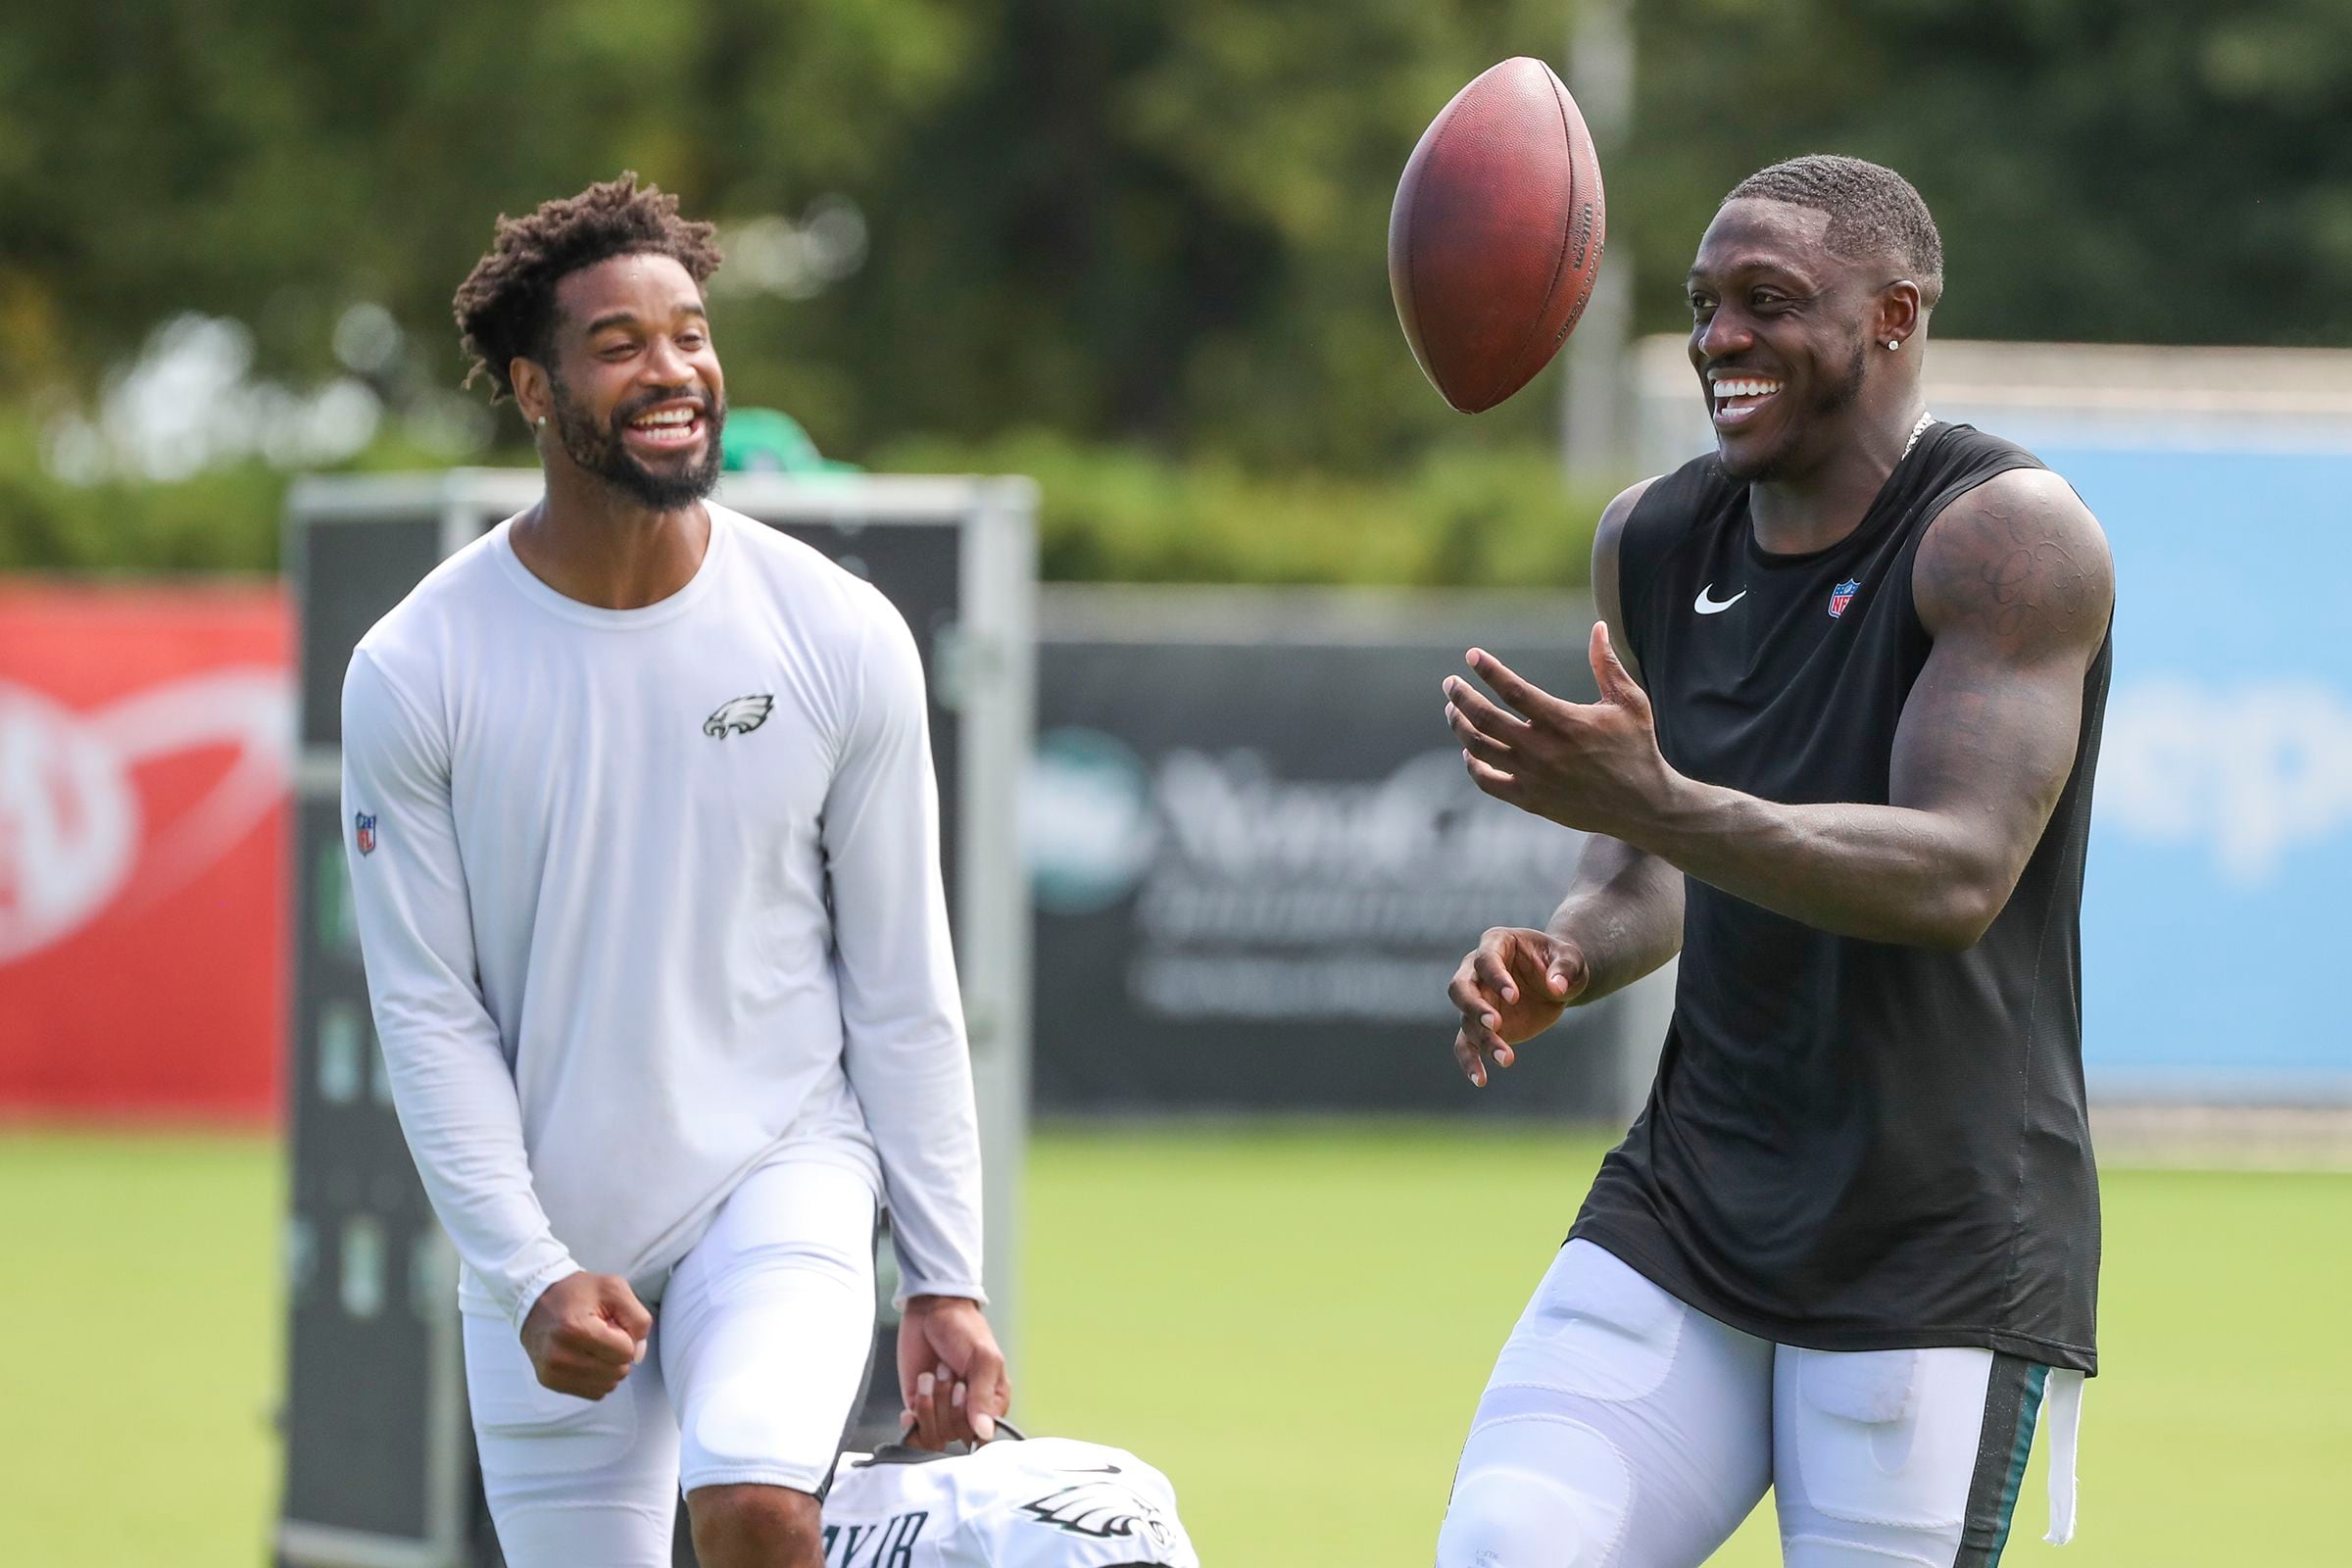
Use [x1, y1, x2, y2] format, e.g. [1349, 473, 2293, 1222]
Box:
[687, 1483, 823, 1568]
[1435, 1417, 1632, 1568]
[1438, 1465, 1602, 1568]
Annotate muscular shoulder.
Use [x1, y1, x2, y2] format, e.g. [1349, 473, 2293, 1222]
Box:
[1592, 477, 1661, 569]
[1593, 477, 1662, 679]
[1913, 466, 2114, 663]
[1596, 455, 1729, 604]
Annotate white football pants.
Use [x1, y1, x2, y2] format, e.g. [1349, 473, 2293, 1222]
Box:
[463, 1157, 878, 1567]
[1437, 1240, 2083, 1568]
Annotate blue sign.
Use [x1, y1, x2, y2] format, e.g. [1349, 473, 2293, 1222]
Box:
[2040, 444, 2352, 1101]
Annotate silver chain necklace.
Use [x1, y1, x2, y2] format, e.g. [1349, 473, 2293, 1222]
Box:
[1901, 410, 1936, 461]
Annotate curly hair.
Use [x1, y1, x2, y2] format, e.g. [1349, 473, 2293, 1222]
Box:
[1725, 156, 1944, 309]
[452, 172, 722, 402]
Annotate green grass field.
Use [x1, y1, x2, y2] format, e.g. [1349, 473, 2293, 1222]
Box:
[10, 1124, 2348, 1565]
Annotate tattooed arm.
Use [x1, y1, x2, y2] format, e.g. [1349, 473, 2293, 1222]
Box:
[1445, 468, 2113, 948]
[1643, 469, 2112, 945]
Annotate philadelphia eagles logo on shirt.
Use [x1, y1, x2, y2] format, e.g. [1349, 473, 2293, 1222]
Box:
[1018, 1475, 1178, 1550]
[703, 694, 775, 738]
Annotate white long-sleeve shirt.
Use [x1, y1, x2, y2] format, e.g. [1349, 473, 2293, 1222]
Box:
[341, 503, 984, 1329]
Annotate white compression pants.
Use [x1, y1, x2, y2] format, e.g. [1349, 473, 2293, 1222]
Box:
[463, 1158, 879, 1568]
[1436, 1241, 2083, 1568]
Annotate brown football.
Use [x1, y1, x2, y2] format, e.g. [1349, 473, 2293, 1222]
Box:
[1389, 57, 1607, 414]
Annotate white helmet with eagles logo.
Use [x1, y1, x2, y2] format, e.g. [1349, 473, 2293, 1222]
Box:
[822, 1427, 1200, 1567]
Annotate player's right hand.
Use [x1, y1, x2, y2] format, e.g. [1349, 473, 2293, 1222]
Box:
[1447, 926, 1588, 1087]
[519, 1271, 651, 1399]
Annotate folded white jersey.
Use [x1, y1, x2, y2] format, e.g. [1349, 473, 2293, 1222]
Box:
[822, 1436, 1200, 1567]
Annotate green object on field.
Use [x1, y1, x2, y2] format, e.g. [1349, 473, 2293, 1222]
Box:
[8, 1126, 2349, 1566]
[720, 407, 860, 475]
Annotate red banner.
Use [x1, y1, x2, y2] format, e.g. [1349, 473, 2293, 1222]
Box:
[0, 580, 291, 1120]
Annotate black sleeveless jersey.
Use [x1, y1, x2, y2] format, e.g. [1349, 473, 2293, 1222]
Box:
[1569, 422, 2109, 1373]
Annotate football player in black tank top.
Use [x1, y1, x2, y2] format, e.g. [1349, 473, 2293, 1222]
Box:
[1431, 158, 2113, 1568]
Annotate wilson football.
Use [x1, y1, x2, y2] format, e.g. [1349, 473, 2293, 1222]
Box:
[1389, 57, 1607, 414]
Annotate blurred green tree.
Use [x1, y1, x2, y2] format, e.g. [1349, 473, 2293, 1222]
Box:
[1619, 0, 2352, 347]
[0, 0, 969, 386]
[0, 0, 2346, 540]
[0, 0, 1573, 471]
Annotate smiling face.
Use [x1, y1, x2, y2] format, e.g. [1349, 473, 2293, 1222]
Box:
[526, 252, 727, 509]
[1686, 199, 1887, 484]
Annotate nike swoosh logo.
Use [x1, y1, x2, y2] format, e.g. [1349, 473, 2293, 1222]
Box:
[1694, 584, 1746, 614]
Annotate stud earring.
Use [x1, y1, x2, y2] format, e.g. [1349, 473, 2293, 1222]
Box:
[535, 415, 548, 427]
[1886, 339, 1900, 351]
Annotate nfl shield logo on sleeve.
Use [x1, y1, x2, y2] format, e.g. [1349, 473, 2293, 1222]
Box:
[354, 812, 377, 856]
[1828, 578, 1861, 618]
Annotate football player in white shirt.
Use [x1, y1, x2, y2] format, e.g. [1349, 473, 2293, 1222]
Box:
[342, 173, 1008, 1568]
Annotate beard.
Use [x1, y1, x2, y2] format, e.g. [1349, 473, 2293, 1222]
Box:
[549, 374, 727, 509]
[1714, 338, 1869, 485]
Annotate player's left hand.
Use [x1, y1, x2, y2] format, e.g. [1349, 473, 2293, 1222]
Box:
[897, 1295, 1010, 1450]
[1445, 623, 1674, 837]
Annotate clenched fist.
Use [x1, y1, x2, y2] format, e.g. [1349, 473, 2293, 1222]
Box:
[520, 1271, 651, 1399]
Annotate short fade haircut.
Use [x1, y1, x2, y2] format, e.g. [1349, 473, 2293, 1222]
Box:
[1724, 155, 1944, 308]
[452, 172, 722, 402]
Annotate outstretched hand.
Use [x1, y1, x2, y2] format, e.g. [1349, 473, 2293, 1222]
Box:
[1443, 623, 1672, 838]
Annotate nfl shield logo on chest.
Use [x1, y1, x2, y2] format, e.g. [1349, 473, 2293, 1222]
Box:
[353, 812, 377, 856]
[1828, 578, 1861, 618]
